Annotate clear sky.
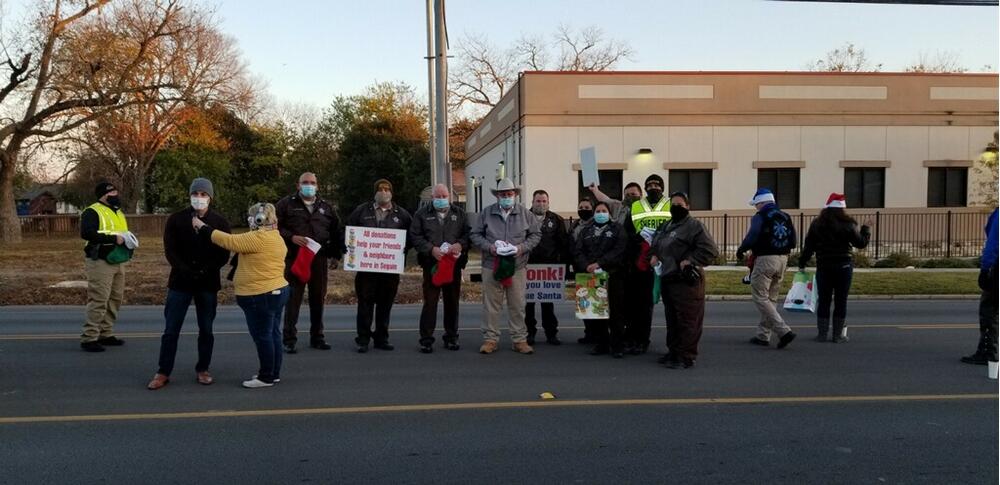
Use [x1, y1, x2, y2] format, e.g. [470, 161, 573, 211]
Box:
[212, 0, 1000, 109]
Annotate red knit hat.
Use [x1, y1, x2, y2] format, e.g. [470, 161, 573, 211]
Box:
[825, 193, 847, 209]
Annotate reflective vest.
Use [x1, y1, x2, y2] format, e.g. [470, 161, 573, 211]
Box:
[630, 197, 671, 232]
[85, 202, 128, 242]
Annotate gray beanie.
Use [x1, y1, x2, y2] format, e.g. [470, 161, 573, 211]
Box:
[189, 178, 214, 198]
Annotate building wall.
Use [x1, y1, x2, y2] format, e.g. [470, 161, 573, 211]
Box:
[520, 124, 997, 214]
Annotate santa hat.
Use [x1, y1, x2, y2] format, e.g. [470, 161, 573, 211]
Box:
[290, 237, 322, 283]
[748, 188, 776, 206]
[825, 193, 847, 209]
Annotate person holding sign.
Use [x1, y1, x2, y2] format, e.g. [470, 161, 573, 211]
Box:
[470, 178, 542, 355]
[525, 189, 570, 346]
[648, 192, 719, 369]
[623, 174, 672, 355]
[573, 201, 628, 358]
[276, 172, 342, 354]
[348, 179, 412, 353]
[409, 184, 470, 353]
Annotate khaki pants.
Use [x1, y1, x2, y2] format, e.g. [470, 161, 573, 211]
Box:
[751, 255, 791, 341]
[82, 258, 125, 343]
[481, 268, 528, 343]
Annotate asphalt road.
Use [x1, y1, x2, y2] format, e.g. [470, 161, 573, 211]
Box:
[0, 300, 996, 484]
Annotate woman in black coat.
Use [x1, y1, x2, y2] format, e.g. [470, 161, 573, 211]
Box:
[573, 201, 628, 357]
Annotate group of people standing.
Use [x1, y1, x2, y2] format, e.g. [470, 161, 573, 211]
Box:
[74, 170, 998, 389]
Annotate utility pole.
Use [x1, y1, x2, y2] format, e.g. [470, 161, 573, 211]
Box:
[425, 0, 436, 186]
[433, 0, 452, 195]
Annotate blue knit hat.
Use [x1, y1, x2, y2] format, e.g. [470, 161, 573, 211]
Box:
[749, 188, 775, 206]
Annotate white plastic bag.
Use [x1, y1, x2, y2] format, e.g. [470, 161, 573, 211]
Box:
[783, 271, 816, 313]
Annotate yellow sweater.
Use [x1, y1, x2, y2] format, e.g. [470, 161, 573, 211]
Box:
[210, 229, 288, 296]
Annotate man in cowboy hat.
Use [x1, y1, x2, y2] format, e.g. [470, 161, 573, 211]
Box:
[469, 178, 542, 355]
[347, 178, 412, 353]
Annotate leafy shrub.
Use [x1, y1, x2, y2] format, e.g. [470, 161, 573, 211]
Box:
[917, 258, 978, 269]
[874, 252, 914, 268]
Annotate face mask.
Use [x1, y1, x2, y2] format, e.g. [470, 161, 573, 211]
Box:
[531, 203, 547, 215]
[190, 196, 209, 211]
[499, 197, 515, 209]
[624, 194, 639, 205]
[106, 196, 121, 208]
[300, 185, 317, 197]
[375, 192, 392, 205]
[646, 189, 662, 203]
[577, 209, 593, 221]
[432, 198, 450, 210]
[670, 205, 689, 221]
[593, 212, 610, 224]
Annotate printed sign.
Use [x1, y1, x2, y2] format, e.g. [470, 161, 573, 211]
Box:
[574, 272, 609, 319]
[343, 226, 407, 274]
[525, 264, 565, 302]
[580, 146, 599, 187]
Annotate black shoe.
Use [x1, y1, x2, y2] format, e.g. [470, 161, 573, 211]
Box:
[666, 359, 695, 369]
[628, 344, 647, 355]
[960, 353, 988, 365]
[546, 336, 562, 346]
[832, 336, 850, 344]
[80, 341, 105, 353]
[97, 336, 124, 346]
[611, 350, 624, 359]
[356, 344, 369, 353]
[577, 336, 595, 344]
[814, 334, 829, 342]
[284, 343, 297, 354]
[749, 337, 770, 346]
[444, 342, 460, 351]
[589, 345, 610, 355]
[526, 335, 536, 346]
[777, 331, 797, 349]
[374, 342, 395, 351]
[657, 353, 674, 364]
[310, 340, 331, 350]
[419, 344, 433, 354]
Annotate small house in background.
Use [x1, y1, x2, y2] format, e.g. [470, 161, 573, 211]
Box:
[16, 184, 79, 216]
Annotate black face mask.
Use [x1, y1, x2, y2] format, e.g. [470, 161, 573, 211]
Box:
[670, 205, 689, 221]
[646, 189, 663, 203]
[577, 209, 593, 221]
[106, 196, 121, 208]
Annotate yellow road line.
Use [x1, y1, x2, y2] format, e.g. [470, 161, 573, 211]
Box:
[0, 324, 978, 341]
[1, 393, 993, 425]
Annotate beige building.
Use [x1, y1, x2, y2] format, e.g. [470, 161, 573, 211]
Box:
[464, 71, 999, 215]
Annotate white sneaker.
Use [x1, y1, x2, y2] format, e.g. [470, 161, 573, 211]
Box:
[252, 375, 280, 383]
[242, 378, 274, 388]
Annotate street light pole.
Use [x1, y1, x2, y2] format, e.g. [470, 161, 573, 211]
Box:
[425, 0, 436, 187]
[434, 0, 452, 195]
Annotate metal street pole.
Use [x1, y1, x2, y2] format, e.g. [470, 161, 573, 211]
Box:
[434, 0, 452, 195]
[425, 0, 437, 187]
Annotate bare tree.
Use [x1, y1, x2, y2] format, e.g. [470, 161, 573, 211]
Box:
[72, 4, 256, 213]
[0, 0, 205, 243]
[450, 25, 634, 115]
[807, 42, 882, 72]
[905, 51, 968, 73]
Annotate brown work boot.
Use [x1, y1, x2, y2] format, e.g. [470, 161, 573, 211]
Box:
[196, 371, 214, 385]
[479, 340, 498, 354]
[147, 373, 169, 390]
[512, 341, 534, 355]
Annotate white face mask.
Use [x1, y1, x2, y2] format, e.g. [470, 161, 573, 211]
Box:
[191, 196, 209, 211]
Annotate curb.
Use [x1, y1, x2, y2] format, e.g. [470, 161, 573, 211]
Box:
[705, 294, 981, 301]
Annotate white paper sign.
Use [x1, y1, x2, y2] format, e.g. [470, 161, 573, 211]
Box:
[524, 264, 565, 302]
[580, 146, 599, 187]
[343, 226, 407, 274]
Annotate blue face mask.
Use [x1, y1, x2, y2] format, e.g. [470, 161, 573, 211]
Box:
[593, 212, 610, 224]
[499, 197, 515, 209]
[432, 198, 449, 210]
[300, 185, 317, 197]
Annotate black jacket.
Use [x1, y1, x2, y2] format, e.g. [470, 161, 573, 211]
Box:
[408, 205, 471, 270]
[80, 201, 123, 260]
[348, 202, 413, 245]
[164, 207, 231, 292]
[275, 194, 342, 261]
[527, 211, 570, 264]
[573, 221, 628, 274]
[799, 218, 871, 268]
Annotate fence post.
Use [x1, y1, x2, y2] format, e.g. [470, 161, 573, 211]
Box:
[722, 214, 728, 263]
[874, 211, 881, 260]
[798, 212, 805, 250]
[946, 210, 952, 259]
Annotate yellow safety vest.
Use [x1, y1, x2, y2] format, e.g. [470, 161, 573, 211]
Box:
[85, 202, 128, 241]
[630, 197, 671, 232]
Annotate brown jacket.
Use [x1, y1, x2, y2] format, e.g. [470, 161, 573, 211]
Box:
[648, 216, 719, 278]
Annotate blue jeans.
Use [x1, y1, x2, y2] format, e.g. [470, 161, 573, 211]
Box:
[236, 286, 290, 383]
[157, 289, 217, 376]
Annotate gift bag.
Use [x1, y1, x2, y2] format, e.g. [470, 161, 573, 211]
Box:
[575, 272, 609, 320]
[783, 271, 816, 313]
